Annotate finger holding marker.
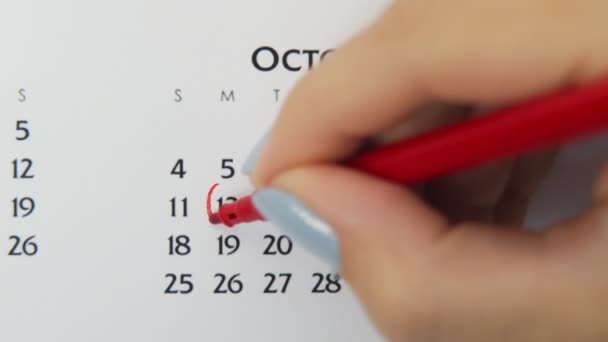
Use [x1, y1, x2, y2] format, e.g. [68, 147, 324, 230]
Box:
[244, 0, 607, 233]
[241, 0, 608, 259]
[247, 1, 608, 188]
[236, 1, 608, 341]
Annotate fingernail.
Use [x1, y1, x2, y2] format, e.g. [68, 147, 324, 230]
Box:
[253, 189, 340, 269]
[242, 132, 270, 175]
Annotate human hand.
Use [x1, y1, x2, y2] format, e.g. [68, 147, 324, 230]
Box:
[243, 1, 608, 340]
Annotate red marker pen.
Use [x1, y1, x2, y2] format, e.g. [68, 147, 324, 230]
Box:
[208, 183, 262, 227]
[209, 77, 608, 227]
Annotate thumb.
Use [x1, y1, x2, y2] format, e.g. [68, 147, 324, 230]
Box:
[258, 165, 447, 337]
[268, 165, 448, 266]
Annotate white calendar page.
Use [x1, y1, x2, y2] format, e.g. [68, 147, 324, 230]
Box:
[0, 1, 388, 341]
[1, 1, 608, 342]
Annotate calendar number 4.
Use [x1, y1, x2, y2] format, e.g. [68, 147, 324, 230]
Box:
[170, 159, 186, 178]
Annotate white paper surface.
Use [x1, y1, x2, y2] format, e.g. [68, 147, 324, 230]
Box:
[0, 1, 387, 341]
[0, 1, 605, 341]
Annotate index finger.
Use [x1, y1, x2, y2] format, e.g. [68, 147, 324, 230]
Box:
[249, 5, 431, 186]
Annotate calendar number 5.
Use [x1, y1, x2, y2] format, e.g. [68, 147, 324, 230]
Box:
[16, 120, 30, 141]
[221, 159, 235, 179]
